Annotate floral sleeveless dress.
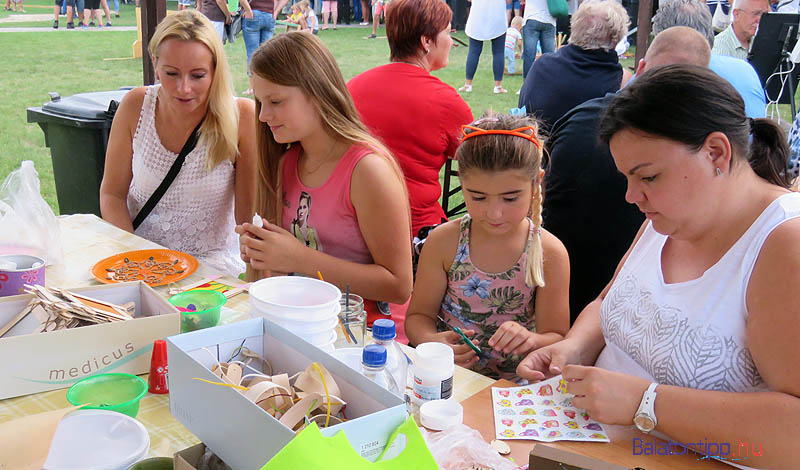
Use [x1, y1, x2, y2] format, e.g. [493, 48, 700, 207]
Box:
[438, 215, 537, 381]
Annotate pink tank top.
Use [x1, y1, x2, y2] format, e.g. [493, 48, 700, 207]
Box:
[281, 144, 391, 324]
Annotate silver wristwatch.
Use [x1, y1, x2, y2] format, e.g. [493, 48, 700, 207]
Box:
[633, 382, 659, 433]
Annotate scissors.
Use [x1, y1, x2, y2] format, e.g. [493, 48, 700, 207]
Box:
[438, 315, 482, 354]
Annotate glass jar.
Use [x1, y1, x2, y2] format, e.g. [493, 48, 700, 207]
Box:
[334, 293, 366, 348]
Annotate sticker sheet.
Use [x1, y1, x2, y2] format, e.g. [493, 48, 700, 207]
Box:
[491, 375, 610, 443]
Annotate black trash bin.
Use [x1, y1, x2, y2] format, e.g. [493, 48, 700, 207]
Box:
[27, 88, 130, 216]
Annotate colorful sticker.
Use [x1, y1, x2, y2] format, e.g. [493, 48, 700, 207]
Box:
[491, 378, 609, 443]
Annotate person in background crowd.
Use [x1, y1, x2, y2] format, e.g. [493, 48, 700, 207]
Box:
[521, 0, 556, 79]
[53, 0, 76, 29]
[507, 0, 521, 23]
[321, 0, 337, 30]
[100, 10, 257, 277]
[653, 0, 767, 118]
[505, 16, 524, 75]
[369, 0, 389, 38]
[241, 0, 285, 95]
[711, 0, 769, 59]
[519, 0, 628, 132]
[459, 0, 509, 94]
[542, 27, 710, 324]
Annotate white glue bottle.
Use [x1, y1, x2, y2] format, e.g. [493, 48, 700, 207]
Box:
[412, 342, 454, 406]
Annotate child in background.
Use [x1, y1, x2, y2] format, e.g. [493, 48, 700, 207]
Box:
[405, 113, 570, 382]
[368, 0, 387, 39]
[238, 32, 413, 336]
[288, 3, 306, 29]
[505, 16, 524, 75]
[299, 0, 319, 34]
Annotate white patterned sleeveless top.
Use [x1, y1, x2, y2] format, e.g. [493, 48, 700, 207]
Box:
[126, 85, 244, 276]
[596, 192, 800, 393]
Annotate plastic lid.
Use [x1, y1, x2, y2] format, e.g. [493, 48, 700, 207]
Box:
[43, 409, 150, 470]
[419, 399, 463, 431]
[372, 319, 396, 341]
[415, 342, 455, 370]
[41, 89, 130, 120]
[362, 344, 387, 367]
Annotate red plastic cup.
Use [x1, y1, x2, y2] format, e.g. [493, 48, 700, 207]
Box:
[148, 340, 169, 394]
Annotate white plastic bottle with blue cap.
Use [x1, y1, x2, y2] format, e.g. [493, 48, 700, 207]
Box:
[360, 344, 401, 396]
[368, 319, 409, 395]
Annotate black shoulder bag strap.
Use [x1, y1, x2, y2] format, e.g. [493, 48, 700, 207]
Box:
[132, 120, 204, 230]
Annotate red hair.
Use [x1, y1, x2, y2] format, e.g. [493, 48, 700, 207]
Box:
[386, 0, 452, 61]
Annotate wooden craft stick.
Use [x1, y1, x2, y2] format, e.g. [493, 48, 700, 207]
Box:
[0, 302, 35, 338]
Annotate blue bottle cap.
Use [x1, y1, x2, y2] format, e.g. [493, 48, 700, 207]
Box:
[362, 344, 387, 367]
[372, 319, 396, 341]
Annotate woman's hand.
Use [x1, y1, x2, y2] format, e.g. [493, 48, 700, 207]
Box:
[429, 330, 479, 368]
[516, 337, 586, 382]
[563, 365, 650, 425]
[488, 321, 537, 356]
[236, 220, 305, 273]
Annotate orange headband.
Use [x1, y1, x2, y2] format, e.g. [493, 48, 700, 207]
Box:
[461, 125, 541, 150]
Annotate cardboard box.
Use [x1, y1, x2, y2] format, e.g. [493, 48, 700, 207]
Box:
[174, 443, 205, 470]
[167, 317, 408, 470]
[0, 281, 179, 399]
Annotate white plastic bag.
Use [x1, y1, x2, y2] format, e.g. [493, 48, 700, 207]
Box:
[712, 4, 731, 33]
[421, 424, 518, 470]
[0, 161, 63, 266]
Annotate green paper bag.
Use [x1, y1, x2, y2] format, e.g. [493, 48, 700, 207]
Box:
[261, 416, 438, 469]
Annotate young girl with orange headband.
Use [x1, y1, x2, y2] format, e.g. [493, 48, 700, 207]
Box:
[405, 113, 570, 381]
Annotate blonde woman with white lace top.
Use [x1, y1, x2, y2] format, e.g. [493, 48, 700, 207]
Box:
[100, 10, 257, 276]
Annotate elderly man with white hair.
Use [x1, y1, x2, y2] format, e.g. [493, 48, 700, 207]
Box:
[518, 0, 629, 132]
[712, 0, 770, 59]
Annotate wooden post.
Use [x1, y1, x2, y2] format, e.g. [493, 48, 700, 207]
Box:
[635, 0, 653, 67]
[141, 0, 167, 85]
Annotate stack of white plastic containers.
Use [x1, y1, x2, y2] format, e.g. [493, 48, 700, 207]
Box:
[249, 277, 342, 353]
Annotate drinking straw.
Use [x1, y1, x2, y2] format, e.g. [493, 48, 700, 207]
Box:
[344, 284, 356, 343]
[319, 271, 353, 343]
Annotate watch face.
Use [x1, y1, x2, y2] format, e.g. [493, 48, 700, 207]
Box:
[634, 415, 655, 432]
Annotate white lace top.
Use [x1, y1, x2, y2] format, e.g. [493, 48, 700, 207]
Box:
[127, 85, 244, 276]
[596, 193, 800, 394]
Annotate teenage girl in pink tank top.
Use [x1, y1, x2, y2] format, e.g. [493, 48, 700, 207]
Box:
[236, 33, 413, 333]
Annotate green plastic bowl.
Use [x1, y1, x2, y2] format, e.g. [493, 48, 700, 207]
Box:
[66, 373, 148, 418]
[169, 290, 226, 333]
[128, 457, 174, 470]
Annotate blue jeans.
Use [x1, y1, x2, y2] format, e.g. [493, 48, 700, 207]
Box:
[522, 19, 556, 78]
[505, 47, 516, 74]
[466, 35, 506, 82]
[243, 10, 275, 68]
[353, 0, 362, 22]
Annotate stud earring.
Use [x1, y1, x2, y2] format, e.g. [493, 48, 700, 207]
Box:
[425, 48, 430, 54]
[715, 167, 723, 177]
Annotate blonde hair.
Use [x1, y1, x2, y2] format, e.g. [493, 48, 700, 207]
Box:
[569, 0, 630, 51]
[248, 32, 409, 279]
[510, 15, 524, 30]
[456, 113, 546, 288]
[149, 10, 239, 170]
[297, 0, 310, 9]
